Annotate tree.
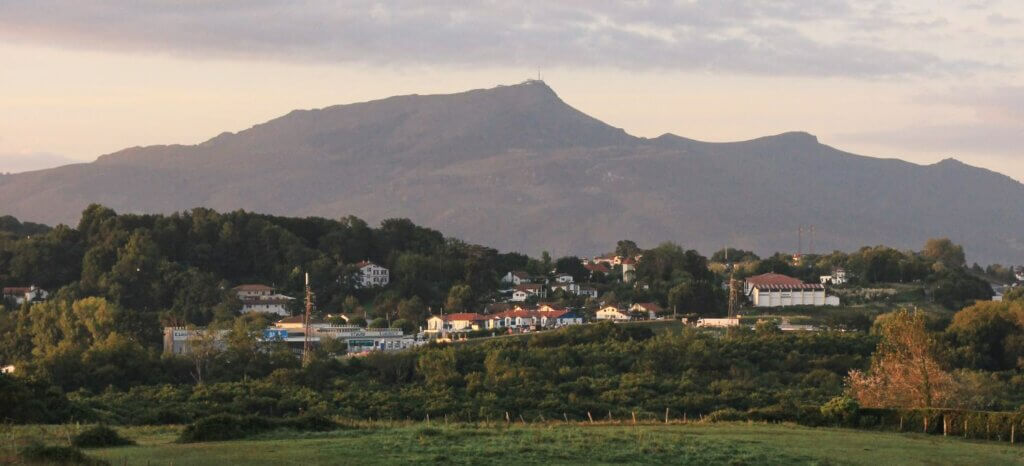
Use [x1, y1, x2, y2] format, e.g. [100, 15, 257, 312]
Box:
[554, 256, 588, 283]
[397, 296, 428, 324]
[922, 238, 966, 267]
[444, 284, 473, 313]
[615, 240, 642, 258]
[946, 300, 1024, 371]
[847, 309, 961, 408]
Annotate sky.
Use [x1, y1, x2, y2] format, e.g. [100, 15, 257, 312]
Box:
[0, 1, 1022, 180]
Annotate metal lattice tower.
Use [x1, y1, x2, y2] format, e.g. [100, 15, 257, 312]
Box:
[302, 273, 314, 366]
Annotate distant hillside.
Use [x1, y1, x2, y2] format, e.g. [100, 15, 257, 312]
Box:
[1, 81, 1022, 263]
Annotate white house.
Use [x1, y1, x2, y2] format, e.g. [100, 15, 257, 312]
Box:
[819, 268, 848, 285]
[596, 306, 631, 321]
[510, 283, 546, 302]
[501, 271, 532, 286]
[629, 302, 662, 319]
[233, 284, 274, 299]
[540, 309, 584, 327]
[554, 273, 574, 284]
[426, 313, 486, 333]
[233, 284, 293, 316]
[1, 286, 48, 305]
[578, 286, 599, 299]
[696, 317, 740, 328]
[745, 273, 838, 307]
[550, 282, 581, 295]
[356, 261, 390, 288]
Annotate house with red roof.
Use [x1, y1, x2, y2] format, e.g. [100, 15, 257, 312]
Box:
[426, 313, 486, 333]
[2, 285, 47, 305]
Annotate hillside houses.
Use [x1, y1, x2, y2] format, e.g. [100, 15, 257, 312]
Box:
[629, 302, 663, 319]
[356, 261, 390, 288]
[2, 285, 48, 305]
[501, 271, 533, 286]
[426, 313, 487, 333]
[233, 284, 294, 316]
[511, 283, 547, 302]
[595, 306, 631, 321]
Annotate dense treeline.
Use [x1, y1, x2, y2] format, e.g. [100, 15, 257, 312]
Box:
[714, 238, 994, 309]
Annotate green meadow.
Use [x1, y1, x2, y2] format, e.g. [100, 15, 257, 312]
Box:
[5, 422, 1023, 465]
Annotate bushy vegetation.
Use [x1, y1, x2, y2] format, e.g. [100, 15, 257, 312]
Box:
[71, 425, 135, 448]
[18, 442, 109, 465]
[177, 414, 343, 442]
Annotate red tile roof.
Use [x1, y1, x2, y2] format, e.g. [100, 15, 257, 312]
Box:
[744, 273, 805, 287]
[441, 313, 486, 322]
[233, 284, 273, 292]
[584, 263, 610, 274]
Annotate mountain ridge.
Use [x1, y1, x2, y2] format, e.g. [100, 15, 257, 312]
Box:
[1, 81, 1021, 264]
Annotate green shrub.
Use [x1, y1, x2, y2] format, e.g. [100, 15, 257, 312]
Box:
[178, 414, 343, 443]
[820, 396, 859, 424]
[19, 443, 109, 465]
[707, 408, 745, 422]
[71, 425, 135, 448]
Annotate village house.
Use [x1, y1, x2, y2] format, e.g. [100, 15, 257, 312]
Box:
[578, 286, 599, 299]
[593, 253, 624, 266]
[539, 308, 584, 327]
[744, 273, 839, 307]
[426, 313, 486, 333]
[595, 305, 631, 321]
[356, 261, 390, 288]
[487, 309, 538, 330]
[500, 271, 533, 286]
[549, 281, 581, 295]
[696, 317, 741, 328]
[629, 302, 663, 319]
[1, 285, 48, 305]
[233, 284, 293, 316]
[510, 283, 546, 302]
[819, 267, 848, 285]
[553, 273, 574, 284]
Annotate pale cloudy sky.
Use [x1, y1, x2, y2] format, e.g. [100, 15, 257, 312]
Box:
[0, 1, 1022, 180]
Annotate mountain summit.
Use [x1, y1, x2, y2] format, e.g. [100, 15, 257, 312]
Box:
[1, 82, 1022, 263]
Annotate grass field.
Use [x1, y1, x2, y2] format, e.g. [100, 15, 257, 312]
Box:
[5, 422, 1024, 465]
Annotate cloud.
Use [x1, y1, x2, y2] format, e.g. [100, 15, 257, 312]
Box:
[0, 0, 997, 77]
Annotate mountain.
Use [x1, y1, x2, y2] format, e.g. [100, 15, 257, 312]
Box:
[1, 80, 1022, 264]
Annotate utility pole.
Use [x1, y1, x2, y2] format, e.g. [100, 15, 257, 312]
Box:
[302, 273, 314, 366]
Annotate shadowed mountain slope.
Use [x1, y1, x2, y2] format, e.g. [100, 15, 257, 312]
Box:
[1, 81, 1021, 263]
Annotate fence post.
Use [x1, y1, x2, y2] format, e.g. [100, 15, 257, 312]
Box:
[924, 416, 928, 433]
[587, 412, 594, 424]
[426, 413, 430, 425]
[899, 417, 903, 432]
[1012, 424, 1016, 444]
[964, 419, 968, 439]
[564, 412, 568, 423]
[632, 411, 637, 425]
[665, 408, 670, 424]
[943, 415, 947, 437]
[506, 412, 511, 424]
[683, 412, 687, 423]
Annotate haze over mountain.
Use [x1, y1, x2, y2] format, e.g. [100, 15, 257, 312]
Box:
[1, 81, 1021, 264]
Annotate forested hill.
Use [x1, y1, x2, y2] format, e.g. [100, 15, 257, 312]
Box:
[0, 81, 1022, 264]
